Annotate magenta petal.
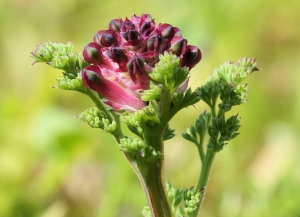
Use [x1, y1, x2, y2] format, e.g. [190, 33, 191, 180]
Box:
[82, 65, 146, 112]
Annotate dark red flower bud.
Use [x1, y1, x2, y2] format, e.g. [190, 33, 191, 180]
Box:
[180, 45, 202, 70]
[157, 24, 174, 38]
[109, 18, 123, 32]
[83, 42, 104, 64]
[94, 30, 119, 47]
[127, 57, 149, 89]
[147, 35, 166, 52]
[169, 36, 187, 56]
[110, 47, 128, 70]
[123, 30, 139, 42]
[121, 21, 135, 32]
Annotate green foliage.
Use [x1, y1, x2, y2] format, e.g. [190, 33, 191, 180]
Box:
[197, 58, 258, 113]
[141, 81, 163, 101]
[149, 52, 189, 92]
[166, 182, 184, 213]
[208, 114, 241, 152]
[163, 124, 176, 141]
[182, 111, 211, 147]
[170, 88, 201, 117]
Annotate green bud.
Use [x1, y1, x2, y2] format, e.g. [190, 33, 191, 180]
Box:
[122, 100, 160, 130]
[119, 137, 145, 153]
[50, 52, 88, 75]
[183, 187, 202, 214]
[79, 107, 116, 132]
[207, 57, 258, 86]
[55, 74, 88, 93]
[31, 41, 74, 63]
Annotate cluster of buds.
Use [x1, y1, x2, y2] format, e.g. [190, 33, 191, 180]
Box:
[81, 14, 201, 112]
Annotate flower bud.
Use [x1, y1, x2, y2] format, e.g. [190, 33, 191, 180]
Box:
[127, 57, 149, 89]
[109, 18, 122, 32]
[83, 42, 104, 65]
[123, 30, 139, 42]
[180, 45, 202, 70]
[94, 30, 119, 47]
[169, 36, 187, 56]
[110, 47, 128, 70]
[121, 20, 135, 32]
[157, 24, 174, 38]
[147, 35, 166, 52]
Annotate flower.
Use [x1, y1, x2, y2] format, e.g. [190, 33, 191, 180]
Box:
[81, 14, 201, 112]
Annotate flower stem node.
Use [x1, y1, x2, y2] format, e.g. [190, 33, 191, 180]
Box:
[79, 107, 117, 132]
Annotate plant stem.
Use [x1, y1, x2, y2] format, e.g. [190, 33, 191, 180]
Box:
[193, 146, 216, 217]
[139, 126, 173, 217]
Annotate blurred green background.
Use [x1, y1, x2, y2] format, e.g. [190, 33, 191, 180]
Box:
[1, 0, 300, 216]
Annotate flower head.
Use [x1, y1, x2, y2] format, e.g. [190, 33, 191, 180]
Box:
[82, 14, 201, 112]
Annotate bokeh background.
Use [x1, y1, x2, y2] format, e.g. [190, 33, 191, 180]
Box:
[1, 0, 300, 216]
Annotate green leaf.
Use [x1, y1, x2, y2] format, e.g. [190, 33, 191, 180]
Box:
[163, 124, 176, 141]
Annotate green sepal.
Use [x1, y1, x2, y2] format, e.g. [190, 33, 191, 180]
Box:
[79, 107, 116, 132]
